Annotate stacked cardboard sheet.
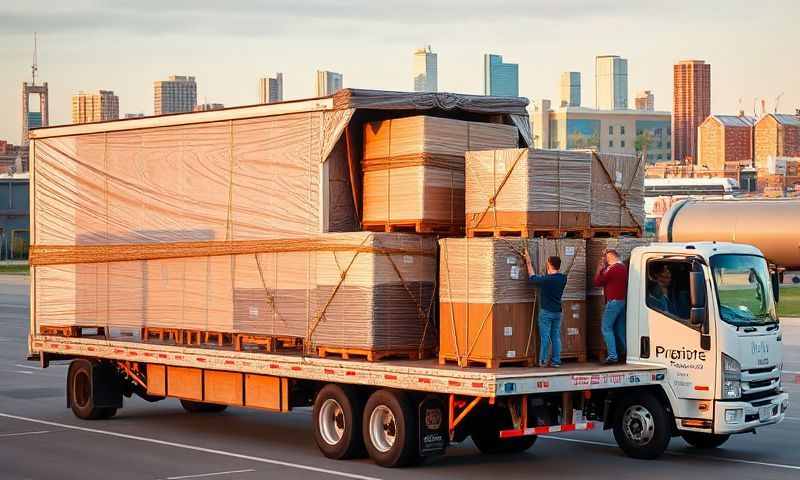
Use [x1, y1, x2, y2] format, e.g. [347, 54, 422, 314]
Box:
[362, 116, 518, 230]
[34, 232, 438, 354]
[438, 237, 585, 367]
[465, 148, 592, 234]
[585, 237, 650, 358]
[590, 152, 645, 230]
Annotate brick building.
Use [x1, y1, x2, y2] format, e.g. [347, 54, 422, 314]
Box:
[673, 60, 711, 164]
[697, 114, 756, 174]
[753, 113, 800, 169]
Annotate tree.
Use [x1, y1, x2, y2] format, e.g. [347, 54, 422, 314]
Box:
[635, 131, 654, 163]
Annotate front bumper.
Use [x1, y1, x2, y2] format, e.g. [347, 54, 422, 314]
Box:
[713, 392, 789, 434]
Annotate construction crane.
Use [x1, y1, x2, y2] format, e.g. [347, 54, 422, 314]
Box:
[774, 92, 784, 113]
[31, 32, 38, 86]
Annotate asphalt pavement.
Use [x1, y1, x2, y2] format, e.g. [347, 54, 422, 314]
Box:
[1, 274, 799, 480]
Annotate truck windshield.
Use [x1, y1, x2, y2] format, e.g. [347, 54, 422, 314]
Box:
[710, 254, 777, 327]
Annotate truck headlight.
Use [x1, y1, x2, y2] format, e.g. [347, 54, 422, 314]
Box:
[722, 353, 741, 399]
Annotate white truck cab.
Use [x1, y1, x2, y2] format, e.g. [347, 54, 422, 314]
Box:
[626, 241, 789, 443]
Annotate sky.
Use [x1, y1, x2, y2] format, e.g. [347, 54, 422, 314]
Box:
[1, 0, 798, 143]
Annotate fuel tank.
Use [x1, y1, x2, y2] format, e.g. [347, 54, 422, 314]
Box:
[657, 198, 800, 268]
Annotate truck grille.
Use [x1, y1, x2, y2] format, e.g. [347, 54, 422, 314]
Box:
[740, 366, 780, 401]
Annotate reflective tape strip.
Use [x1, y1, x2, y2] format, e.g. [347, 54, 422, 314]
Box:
[499, 422, 595, 439]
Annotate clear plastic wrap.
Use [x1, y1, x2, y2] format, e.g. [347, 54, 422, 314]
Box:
[34, 232, 437, 352]
[465, 148, 593, 232]
[362, 116, 518, 227]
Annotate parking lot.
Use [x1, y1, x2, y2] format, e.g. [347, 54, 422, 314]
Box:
[1, 274, 799, 480]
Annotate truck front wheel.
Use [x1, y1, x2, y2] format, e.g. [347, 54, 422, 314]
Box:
[312, 384, 365, 460]
[680, 432, 730, 449]
[612, 392, 671, 459]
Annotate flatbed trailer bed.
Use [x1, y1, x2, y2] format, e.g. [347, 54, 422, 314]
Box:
[30, 334, 665, 398]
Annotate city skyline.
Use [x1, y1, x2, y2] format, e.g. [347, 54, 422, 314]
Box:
[1, 1, 798, 140]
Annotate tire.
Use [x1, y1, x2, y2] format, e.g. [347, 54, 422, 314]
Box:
[612, 392, 671, 460]
[179, 399, 228, 413]
[470, 405, 537, 454]
[362, 390, 418, 467]
[67, 359, 119, 420]
[681, 431, 730, 449]
[312, 384, 365, 460]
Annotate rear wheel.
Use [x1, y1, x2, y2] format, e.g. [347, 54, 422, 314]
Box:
[67, 359, 120, 420]
[312, 384, 365, 460]
[362, 390, 418, 467]
[612, 392, 671, 459]
[681, 431, 730, 449]
[179, 399, 227, 413]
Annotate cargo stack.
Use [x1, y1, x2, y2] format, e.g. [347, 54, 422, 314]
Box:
[437, 146, 646, 368]
[362, 116, 519, 234]
[438, 238, 586, 367]
[30, 90, 535, 363]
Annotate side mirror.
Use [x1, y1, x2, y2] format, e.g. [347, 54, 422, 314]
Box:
[690, 271, 706, 308]
[771, 271, 780, 303]
[690, 307, 705, 326]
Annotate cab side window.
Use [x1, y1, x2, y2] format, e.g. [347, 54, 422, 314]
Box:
[646, 259, 694, 327]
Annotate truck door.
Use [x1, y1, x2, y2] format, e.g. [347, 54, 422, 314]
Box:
[642, 256, 715, 401]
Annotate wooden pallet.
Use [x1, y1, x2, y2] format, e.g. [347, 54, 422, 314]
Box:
[438, 354, 535, 369]
[235, 334, 302, 352]
[317, 346, 429, 362]
[559, 351, 589, 363]
[466, 226, 585, 239]
[585, 227, 642, 238]
[362, 220, 462, 235]
[40, 325, 106, 338]
[142, 327, 181, 343]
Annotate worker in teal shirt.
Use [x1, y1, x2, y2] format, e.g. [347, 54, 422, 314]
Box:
[523, 252, 567, 367]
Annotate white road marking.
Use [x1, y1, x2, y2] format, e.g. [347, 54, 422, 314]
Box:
[14, 364, 40, 370]
[0, 430, 51, 438]
[0, 413, 381, 480]
[165, 469, 256, 480]
[12, 370, 34, 375]
[539, 435, 800, 471]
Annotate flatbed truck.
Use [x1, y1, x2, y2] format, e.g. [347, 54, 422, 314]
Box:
[28, 242, 789, 467]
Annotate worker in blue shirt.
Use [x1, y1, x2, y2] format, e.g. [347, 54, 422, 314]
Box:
[523, 251, 567, 367]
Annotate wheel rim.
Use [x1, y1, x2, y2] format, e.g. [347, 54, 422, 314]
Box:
[622, 404, 655, 446]
[369, 405, 397, 453]
[73, 370, 91, 409]
[319, 398, 346, 446]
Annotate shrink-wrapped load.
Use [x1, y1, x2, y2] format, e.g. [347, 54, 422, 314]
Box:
[465, 148, 592, 236]
[590, 152, 645, 230]
[362, 116, 518, 232]
[438, 237, 585, 367]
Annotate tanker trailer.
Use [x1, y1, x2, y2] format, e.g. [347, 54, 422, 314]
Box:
[657, 198, 800, 269]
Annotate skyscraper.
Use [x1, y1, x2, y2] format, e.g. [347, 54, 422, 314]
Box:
[413, 46, 438, 92]
[559, 71, 581, 107]
[259, 73, 283, 103]
[316, 70, 343, 97]
[635, 90, 654, 111]
[673, 60, 711, 164]
[483, 54, 519, 97]
[71, 90, 119, 124]
[595, 55, 628, 110]
[153, 75, 197, 115]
